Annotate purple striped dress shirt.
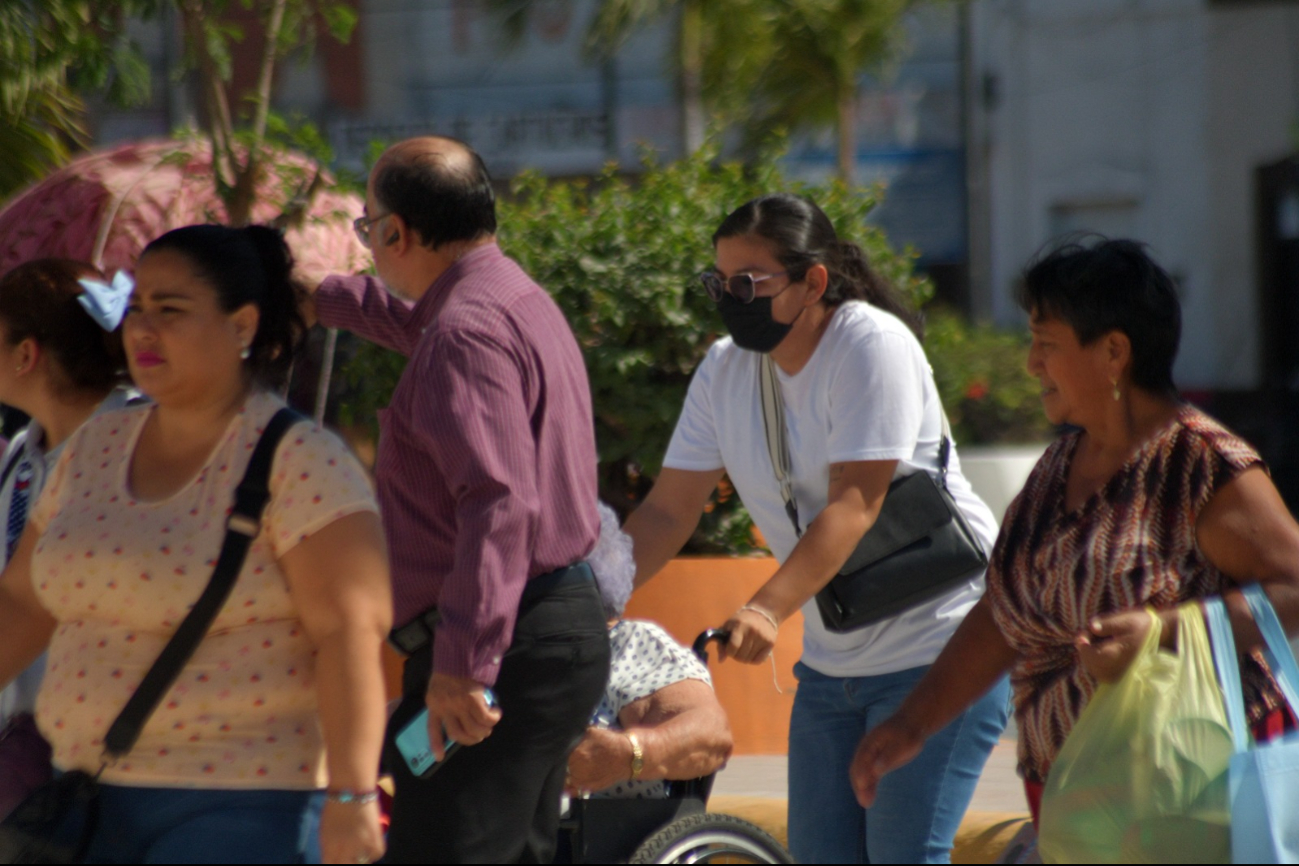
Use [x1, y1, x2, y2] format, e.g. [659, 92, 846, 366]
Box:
[317, 244, 600, 684]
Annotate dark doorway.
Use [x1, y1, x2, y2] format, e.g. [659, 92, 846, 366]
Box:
[1255, 156, 1299, 511]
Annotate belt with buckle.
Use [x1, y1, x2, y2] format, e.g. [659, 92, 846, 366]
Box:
[387, 561, 594, 656]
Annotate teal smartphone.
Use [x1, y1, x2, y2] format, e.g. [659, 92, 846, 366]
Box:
[394, 689, 497, 778]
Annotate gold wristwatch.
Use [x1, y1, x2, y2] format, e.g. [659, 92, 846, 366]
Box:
[627, 731, 644, 781]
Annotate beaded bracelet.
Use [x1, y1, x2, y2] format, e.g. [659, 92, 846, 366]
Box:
[326, 789, 380, 806]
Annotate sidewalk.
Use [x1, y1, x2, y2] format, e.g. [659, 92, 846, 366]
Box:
[708, 740, 1034, 863]
[712, 738, 1026, 813]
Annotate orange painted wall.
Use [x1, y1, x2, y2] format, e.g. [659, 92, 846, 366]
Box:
[625, 557, 798, 756]
[381, 556, 799, 756]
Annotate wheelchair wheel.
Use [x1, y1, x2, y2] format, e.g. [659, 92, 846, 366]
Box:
[628, 812, 794, 864]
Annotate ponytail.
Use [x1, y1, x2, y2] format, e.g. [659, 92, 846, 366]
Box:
[826, 240, 923, 339]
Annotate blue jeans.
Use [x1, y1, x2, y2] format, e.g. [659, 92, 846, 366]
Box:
[77, 784, 324, 864]
[788, 662, 1010, 864]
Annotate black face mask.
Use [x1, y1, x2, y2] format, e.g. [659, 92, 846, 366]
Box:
[718, 292, 800, 353]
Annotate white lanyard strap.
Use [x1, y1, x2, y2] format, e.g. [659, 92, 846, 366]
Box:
[760, 354, 802, 536]
[758, 354, 956, 541]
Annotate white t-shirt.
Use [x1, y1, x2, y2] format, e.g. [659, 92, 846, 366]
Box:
[664, 301, 999, 678]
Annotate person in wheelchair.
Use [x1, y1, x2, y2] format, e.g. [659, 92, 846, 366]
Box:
[571, 505, 733, 800]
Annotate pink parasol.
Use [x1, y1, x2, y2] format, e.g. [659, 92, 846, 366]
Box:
[0, 137, 370, 419]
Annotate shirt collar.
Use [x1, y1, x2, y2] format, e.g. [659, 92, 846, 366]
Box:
[409, 242, 502, 334]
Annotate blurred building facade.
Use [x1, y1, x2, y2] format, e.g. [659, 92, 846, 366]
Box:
[965, 0, 1299, 493]
[90, 0, 1299, 486]
[89, 0, 972, 301]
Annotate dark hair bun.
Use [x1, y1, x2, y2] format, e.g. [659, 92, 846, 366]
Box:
[142, 224, 306, 389]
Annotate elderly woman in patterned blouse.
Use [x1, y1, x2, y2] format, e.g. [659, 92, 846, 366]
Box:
[566, 505, 733, 799]
[849, 238, 1299, 824]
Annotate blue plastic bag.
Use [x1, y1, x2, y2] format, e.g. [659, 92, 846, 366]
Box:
[1205, 585, 1299, 864]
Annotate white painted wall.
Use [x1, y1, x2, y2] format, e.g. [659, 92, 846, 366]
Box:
[968, 0, 1299, 391]
[1204, 4, 1299, 389]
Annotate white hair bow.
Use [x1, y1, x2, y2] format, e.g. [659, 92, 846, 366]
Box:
[77, 271, 134, 331]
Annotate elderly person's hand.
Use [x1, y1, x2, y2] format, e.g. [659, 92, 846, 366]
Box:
[1076, 607, 1179, 683]
[566, 726, 637, 795]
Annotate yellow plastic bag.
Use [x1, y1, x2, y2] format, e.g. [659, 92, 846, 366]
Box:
[1038, 604, 1235, 864]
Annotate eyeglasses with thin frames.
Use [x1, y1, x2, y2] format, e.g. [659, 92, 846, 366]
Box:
[352, 212, 391, 249]
[698, 270, 789, 304]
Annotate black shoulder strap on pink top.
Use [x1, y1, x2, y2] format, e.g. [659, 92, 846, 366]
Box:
[102, 407, 304, 761]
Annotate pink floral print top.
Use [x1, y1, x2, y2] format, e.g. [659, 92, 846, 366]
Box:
[29, 390, 377, 789]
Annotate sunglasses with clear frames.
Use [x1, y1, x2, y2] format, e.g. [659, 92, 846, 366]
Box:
[352, 212, 391, 249]
[698, 270, 789, 304]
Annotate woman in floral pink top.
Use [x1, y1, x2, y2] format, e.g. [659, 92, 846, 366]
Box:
[850, 238, 1299, 826]
[0, 225, 391, 864]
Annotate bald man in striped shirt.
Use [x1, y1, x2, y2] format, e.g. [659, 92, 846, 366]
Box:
[309, 136, 610, 863]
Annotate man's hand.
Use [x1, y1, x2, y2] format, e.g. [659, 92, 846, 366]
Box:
[425, 672, 502, 760]
[566, 727, 635, 795]
[1076, 608, 1166, 684]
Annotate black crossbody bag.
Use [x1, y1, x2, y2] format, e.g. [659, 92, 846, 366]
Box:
[759, 356, 988, 633]
[0, 408, 302, 865]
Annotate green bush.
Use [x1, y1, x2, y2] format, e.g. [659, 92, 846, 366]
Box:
[926, 308, 1053, 447]
[338, 148, 1045, 554]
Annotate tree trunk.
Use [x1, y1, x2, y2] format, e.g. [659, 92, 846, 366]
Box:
[837, 81, 857, 185]
[678, 0, 705, 155]
[226, 0, 289, 226]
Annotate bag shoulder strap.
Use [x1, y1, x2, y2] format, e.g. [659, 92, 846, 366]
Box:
[102, 407, 304, 760]
[1204, 596, 1250, 752]
[758, 355, 956, 538]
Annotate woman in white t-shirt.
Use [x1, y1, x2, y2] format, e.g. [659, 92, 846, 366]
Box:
[624, 193, 1010, 863]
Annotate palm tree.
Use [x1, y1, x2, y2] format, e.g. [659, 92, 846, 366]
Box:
[584, 0, 707, 154]
[0, 87, 86, 199]
[736, 0, 917, 184]
[0, 0, 152, 198]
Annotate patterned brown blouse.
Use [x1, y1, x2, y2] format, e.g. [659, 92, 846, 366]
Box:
[986, 406, 1282, 784]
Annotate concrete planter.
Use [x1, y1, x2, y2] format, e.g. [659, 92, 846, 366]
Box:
[958, 443, 1049, 523]
[625, 557, 797, 756]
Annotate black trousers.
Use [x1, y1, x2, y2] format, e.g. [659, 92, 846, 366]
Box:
[382, 578, 611, 864]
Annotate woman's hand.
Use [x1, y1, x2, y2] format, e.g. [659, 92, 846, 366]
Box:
[318, 799, 385, 865]
[850, 716, 925, 808]
[1076, 608, 1169, 684]
[566, 727, 634, 795]
[720, 606, 779, 664]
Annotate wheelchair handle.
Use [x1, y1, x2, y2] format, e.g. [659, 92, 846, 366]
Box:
[692, 628, 732, 664]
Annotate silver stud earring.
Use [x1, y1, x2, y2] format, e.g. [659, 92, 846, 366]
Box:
[239, 346, 251, 361]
